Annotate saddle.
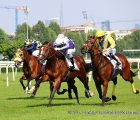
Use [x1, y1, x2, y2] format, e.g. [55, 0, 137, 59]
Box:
[104, 54, 122, 70]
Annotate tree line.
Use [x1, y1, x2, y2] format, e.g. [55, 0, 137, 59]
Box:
[0, 20, 140, 60]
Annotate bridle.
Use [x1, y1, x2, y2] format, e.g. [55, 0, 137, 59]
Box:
[84, 38, 110, 70]
[84, 38, 99, 56]
[38, 45, 57, 61]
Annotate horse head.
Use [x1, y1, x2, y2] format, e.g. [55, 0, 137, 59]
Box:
[81, 36, 99, 54]
[37, 41, 57, 63]
[14, 48, 23, 67]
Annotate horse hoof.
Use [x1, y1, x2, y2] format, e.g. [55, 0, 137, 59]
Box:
[63, 89, 67, 93]
[47, 104, 51, 107]
[89, 90, 94, 97]
[68, 95, 72, 99]
[25, 90, 31, 94]
[112, 95, 117, 101]
[85, 92, 89, 98]
[105, 97, 111, 102]
[135, 90, 139, 94]
[30, 95, 35, 98]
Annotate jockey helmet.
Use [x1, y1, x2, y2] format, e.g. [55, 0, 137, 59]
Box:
[96, 30, 105, 37]
[24, 39, 33, 46]
[57, 34, 65, 38]
[55, 37, 64, 46]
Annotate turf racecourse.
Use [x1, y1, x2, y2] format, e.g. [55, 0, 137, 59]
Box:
[0, 72, 140, 120]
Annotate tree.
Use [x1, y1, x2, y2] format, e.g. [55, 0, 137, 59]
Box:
[65, 31, 84, 56]
[0, 28, 9, 44]
[48, 22, 62, 35]
[15, 23, 33, 40]
[32, 20, 50, 42]
[111, 33, 116, 40]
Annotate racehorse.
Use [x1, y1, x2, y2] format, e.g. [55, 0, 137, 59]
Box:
[80, 36, 139, 106]
[14, 47, 68, 98]
[31, 41, 93, 107]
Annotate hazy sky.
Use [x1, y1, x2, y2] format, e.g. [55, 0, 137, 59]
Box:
[0, 0, 140, 34]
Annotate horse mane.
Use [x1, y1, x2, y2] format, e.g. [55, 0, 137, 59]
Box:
[88, 35, 95, 39]
[42, 41, 54, 47]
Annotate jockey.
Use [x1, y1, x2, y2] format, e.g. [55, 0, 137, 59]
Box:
[24, 39, 42, 57]
[96, 30, 121, 65]
[53, 34, 75, 70]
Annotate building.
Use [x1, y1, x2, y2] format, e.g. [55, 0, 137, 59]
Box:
[45, 18, 60, 26]
[101, 20, 110, 31]
[61, 25, 94, 34]
[135, 23, 140, 29]
[104, 30, 133, 40]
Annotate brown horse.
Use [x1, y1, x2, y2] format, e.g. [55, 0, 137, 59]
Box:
[81, 36, 139, 106]
[31, 42, 93, 107]
[14, 47, 73, 98]
[14, 47, 43, 97]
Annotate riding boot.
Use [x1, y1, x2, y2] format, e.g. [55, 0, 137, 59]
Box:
[69, 58, 75, 70]
[110, 54, 121, 65]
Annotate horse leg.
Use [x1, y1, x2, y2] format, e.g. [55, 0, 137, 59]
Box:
[102, 81, 110, 106]
[49, 81, 54, 97]
[94, 81, 103, 100]
[111, 77, 117, 101]
[68, 80, 79, 104]
[19, 75, 27, 90]
[19, 77, 26, 90]
[56, 82, 67, 95]
[30, 77, 41, 98]
[78, 76, 94, 98]
[121, 70, 139, 94]
[47, 80, 61, 107]
[25, 78, 32, 94]
[67, 81, 72, 99]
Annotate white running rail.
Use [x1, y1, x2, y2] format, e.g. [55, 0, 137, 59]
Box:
[0, 58, 140, 86]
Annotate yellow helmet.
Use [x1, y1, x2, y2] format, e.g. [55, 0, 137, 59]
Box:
[96, 30, 105, 37]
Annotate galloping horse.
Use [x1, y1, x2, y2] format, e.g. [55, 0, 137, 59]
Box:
[31, 42, 93, 107]
[14, 47, 43, 97]
[14, 47, 73, 98]
[81, 36, 139, 106]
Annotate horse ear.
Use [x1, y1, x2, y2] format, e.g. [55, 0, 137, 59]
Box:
[48, 41, 52, 46]
[88, 35, 91, 39]
[42, 41, 45, 45]
[92, 36, 95, 39]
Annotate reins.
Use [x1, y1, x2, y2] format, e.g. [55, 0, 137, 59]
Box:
[88, 38, 111, 70]
[39, 45, 57, 60]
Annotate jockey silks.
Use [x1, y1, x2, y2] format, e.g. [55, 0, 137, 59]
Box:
[99, 34, 116, 50]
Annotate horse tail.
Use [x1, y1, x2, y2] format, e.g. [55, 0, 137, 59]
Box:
[130, 70, 139, 77]
[85, 62, 93, 73]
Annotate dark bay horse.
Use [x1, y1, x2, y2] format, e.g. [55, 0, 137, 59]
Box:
[81, 36, 139, 106]
[14, 47, 72, 98]
[31, 42, 93, 107]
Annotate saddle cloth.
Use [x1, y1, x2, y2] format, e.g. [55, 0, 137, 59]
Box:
[103, 55, 122, 70]
[65, 57, 79, 71]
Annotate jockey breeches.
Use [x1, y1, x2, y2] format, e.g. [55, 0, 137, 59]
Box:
[102, 48, 116, 56]
[66, 48, 76, 58]
[32, 50, 39, 57]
